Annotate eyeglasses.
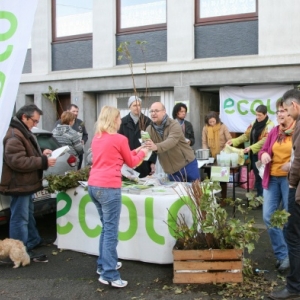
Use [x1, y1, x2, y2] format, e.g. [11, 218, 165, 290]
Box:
[29, 117, 39, 124]
[149, 109, 164, 114]
[276, 110, 285, 115]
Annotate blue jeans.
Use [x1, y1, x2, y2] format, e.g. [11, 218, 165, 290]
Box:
[286, 188, 300, 293]
[9, 194, 41, 251]
[263, 176, 288, 261]
[168, 159, 200, 182]
[88, 186, 122, 281]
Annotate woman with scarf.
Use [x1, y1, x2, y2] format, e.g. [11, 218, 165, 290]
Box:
[258, 103, 295, 273]
[227, 105, 275, 198]
[202, 111, 232, 158]
[202, 111, 232, 202]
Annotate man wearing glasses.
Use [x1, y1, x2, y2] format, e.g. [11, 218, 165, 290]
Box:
[0, 104, 57, 262]
[145, 102, 199, 182]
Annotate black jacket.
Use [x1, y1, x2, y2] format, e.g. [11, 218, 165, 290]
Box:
[183, 120, 195, 146]
[119, 114, 157, 178]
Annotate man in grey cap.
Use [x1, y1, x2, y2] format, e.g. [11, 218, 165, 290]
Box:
[118, 95, 156, 177]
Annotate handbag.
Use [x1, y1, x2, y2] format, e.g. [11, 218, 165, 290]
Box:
[239, 166, 255, 190]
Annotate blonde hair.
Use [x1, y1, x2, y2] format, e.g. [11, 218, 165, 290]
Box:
[61, 111, 75, 125]
[95, 106, 120, 134]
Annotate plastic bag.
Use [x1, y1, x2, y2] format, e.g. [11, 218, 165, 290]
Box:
[223, 144, 245, 165]
[239, 166, 255, 190]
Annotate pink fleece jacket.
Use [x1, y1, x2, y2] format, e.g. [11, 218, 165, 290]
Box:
[88, 132, 145, 188]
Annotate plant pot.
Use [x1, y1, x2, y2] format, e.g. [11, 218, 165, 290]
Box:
[173, 248, 243, 284]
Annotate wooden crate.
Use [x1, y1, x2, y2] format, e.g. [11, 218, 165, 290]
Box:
[173, 249, 243, 284]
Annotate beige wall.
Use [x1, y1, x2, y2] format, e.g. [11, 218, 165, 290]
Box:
[259, 0, 300, 55]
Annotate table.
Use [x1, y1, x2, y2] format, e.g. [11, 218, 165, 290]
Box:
[200, 162, 250, 213]
[55, 184, 193, 264]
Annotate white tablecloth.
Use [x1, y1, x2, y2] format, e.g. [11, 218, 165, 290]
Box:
[56, 184, 193, 264]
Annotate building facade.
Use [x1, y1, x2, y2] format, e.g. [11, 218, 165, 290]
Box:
[18, 0, 300, 155]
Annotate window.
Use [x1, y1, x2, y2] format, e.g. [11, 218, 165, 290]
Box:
[195, 0, 258, 25]
[117, 0, 167, 33]
[52, 0, 92, 42]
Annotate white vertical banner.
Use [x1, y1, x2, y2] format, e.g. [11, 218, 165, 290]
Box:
[219, 85, 294, 132]
[0, 0, 38, 181]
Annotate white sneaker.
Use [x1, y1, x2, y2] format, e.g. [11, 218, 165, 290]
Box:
[99, 277, 128, 288]
[96, 262, 122, 275]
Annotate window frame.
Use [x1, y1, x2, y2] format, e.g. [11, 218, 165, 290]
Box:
[195, 0, 258, 26]
[52, 0, 92, 43]
[116, 0, 167, 34]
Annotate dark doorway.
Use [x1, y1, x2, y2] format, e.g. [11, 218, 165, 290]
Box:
[56, 93, 71, 119]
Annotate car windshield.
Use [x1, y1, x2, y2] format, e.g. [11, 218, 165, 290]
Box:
[35, 134, 61, 151]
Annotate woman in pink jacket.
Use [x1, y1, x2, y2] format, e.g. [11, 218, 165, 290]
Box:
[258, 103, 295, 273]
[88, 106, 148, 288]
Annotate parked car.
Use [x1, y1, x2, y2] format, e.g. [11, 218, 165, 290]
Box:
[0, 127, 78, 225]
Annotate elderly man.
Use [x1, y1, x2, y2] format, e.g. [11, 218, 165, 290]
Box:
[269, 89, 300, 300]
[118, 95, 156, 178]
[145, 102, 199, 182]
[0, 104, 56, 261]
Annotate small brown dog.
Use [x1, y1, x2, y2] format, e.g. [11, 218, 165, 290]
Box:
[0, 238, 30, 268]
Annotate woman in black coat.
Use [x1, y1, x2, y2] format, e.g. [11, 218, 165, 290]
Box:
[172, 102, 195, 146]
[119, 96, 157, 178]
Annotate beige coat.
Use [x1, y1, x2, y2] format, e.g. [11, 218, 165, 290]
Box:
[202, 123, 232, 152]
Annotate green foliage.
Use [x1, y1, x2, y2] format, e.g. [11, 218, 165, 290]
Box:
[270, 209, 290, 229]
[43, 86, 58, 103]
[45, 167, 90, 193]
[172, 179, 261, 252]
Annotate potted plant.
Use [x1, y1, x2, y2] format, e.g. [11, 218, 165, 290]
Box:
[170, 179, 263, 284]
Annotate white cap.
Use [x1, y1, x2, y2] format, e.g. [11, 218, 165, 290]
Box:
[128, 96, 142, 108]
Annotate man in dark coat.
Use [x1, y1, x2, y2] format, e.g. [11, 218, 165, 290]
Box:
[0, 104, 56, 260]
[119, 96, 157, 178]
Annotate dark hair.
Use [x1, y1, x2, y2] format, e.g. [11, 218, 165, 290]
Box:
[15, 104, 43, 120]
[255, 104, 267, 114]
[204, 111, 220, 125]
[61, 111, 75, 125]
[67, 103, 79, 110]
[172, 102, 187, 119]
[281, 89, 300, 105]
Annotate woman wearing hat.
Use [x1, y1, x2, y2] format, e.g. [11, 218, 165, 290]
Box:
[119, 95, 157, 177]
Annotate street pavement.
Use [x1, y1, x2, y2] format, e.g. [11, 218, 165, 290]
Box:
[0, 187, 287, 300]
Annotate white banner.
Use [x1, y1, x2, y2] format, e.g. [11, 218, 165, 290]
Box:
[56, 186, 193, 264]
[220, 85, 294, 132]
[0, 0, 38, 181]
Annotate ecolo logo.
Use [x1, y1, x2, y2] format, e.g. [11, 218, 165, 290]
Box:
[223, 98, 277, 115]
[56, 192, 194, 245]
[0, 10, 18, 98]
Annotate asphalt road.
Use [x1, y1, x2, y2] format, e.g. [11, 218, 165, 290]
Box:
[0, 205, 287, 300]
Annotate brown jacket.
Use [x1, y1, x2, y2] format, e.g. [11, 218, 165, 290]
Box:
[146, 117, 195, 174]
[289, 116, 300, 203]
[0, 117, 49, 196]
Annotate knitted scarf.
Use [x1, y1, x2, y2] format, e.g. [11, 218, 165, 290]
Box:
[277, 120, 296, 144]
[206, 123, 221, 158]
[152, 114, 168, 137]
[250, 116, 269, 144]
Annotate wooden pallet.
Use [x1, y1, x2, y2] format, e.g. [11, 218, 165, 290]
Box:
[173, 249, 243, 284]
